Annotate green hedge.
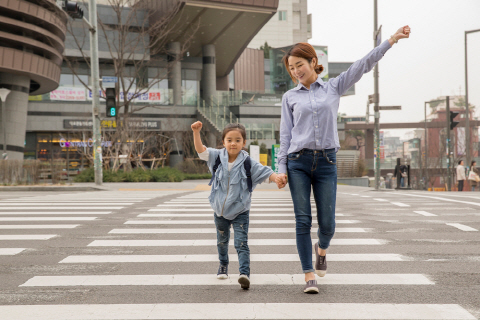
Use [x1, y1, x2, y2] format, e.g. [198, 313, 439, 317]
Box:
[73, 167, 211, 183]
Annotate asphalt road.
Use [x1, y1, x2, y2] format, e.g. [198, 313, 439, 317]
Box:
[0, 182, 478, 319]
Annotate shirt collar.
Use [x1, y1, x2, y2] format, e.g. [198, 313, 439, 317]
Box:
[293, 77, 325, 91]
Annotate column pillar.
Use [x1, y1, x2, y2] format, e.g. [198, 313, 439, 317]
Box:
[167, 42, 182, 106]
[365, 129, 374, 171]
[0, 73, 30, 160]
[169, 132, 184, 168]
[201, 44, 216, 107]
[207, 132, 217, 149]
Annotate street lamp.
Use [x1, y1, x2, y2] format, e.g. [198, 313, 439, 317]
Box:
[464, 28, 480, 171]
[0, 88, 12, 158]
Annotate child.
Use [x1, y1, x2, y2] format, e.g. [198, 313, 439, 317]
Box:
[191, 121, 281, 289]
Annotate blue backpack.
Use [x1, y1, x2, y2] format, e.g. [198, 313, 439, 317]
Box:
[208, 155, 253, 193]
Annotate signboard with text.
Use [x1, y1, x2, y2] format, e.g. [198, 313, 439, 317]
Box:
[64, 119, 161, 130]
[271, 144, 280, 173]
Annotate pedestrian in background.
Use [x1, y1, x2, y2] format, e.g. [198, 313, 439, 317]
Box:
[191, 121, 281, 290]
[468, 160, 479, 191]
[456, 160, 466, 191]
[276, 26, 411, 293]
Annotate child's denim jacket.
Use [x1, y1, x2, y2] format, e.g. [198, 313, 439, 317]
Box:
[205, 148, 273, 220]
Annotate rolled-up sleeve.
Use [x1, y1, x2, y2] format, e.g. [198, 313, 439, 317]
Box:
[331, 40, 392, 96]
[278, 93, 293, 174]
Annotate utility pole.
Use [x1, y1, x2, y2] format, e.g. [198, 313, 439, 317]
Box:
[373, 0, 380, 190]
[87, 0, 102, 185]
[62, 0, 102, 185]
[465, 29, 480, 172]
[446, 96, 452, 191]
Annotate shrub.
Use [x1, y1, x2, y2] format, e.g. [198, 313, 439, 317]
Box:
[73, 167, 185, 183]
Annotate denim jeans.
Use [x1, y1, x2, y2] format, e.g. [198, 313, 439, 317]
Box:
[214, 211, 250, 276]
[287, 149, 337, 273]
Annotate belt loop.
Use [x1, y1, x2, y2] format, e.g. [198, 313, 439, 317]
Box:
[322, 149, 325, 157]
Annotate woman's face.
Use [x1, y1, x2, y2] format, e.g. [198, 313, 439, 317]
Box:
[288, 56, 316, 85]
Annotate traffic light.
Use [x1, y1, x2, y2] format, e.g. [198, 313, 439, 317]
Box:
[62, 0, 83, 19]
[449, 111, 459, 130]
[105, 88, 116, 118]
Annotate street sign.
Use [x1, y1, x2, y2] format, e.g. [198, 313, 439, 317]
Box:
[368, 94, 378, 104]
[102, 77, 118, 88]
[379, 106, 401, 110]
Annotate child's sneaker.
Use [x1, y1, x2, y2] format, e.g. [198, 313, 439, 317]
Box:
[238, 274, 250, 289]
[217, 265, 228, 279]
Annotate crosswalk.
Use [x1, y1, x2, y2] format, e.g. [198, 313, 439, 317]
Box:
[0, 190, 477, 319]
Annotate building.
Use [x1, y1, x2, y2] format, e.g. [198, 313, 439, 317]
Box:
[0, 0, 68, 160]
[247, 0, 311, 49]
[13, 0, 279, 170]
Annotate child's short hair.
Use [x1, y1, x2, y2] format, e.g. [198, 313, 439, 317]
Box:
[222, 123, 247, 142]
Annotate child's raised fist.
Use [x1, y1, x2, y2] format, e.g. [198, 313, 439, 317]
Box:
[191, 121, 203, 132]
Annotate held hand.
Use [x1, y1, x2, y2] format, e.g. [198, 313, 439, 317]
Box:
[394, 25, 411, 40]
[275, 174, 287, 189]
[191, 121, 203, 132]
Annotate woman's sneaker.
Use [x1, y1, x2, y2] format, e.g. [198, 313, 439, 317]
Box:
[303, 280, 319, 293]
[238, 274, 250, 289]
[314, 242, 327, 277]
[217, 265, 228, 279]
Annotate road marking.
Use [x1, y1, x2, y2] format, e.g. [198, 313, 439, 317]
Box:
[0, 303, 474, 319]
[414, 211, 438, 217]
[0, 217, 97, 221]
[156, 204, 303, 207]
[125, 219, 359, 225]
[0, 203, 132, 206]
[390, 192, 480, 207]
[0, 235, 57, 240]
[148, 208, 316, 212]
[446, 223, 478, 232]
[391, 202, 410, 207]
[0, 248, 26, 255]
[361, 196, 371, 198]
[60, 253, 405, 263]
[0, 207, 123, 210]
[0, 212, 111, 215]
[108, 227, 368, 234]
[136, 213, 345, 217]
[88, 239, 383, 247]
[0, 225, 79, 229]
[21, 274, 434, 287]
[373, 198, 389, 202]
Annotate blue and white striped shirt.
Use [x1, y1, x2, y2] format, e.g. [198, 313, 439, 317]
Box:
[278, 40, 392, 174]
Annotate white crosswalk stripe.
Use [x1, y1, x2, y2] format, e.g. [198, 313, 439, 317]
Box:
[87, 239, 384, 246]
[21, 273, 434, 286]
[126, 219, 359, 225]
[108, 227, 368, 234]
[0, 303, 475, 319]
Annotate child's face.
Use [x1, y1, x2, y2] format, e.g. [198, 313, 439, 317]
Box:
[223, 130, 246, 157]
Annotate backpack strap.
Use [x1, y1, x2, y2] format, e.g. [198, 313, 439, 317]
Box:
[208, 155, 222, 187]
[244, 156, 253, 193]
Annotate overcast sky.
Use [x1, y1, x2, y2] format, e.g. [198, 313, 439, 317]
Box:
[308, 0, 480, 137]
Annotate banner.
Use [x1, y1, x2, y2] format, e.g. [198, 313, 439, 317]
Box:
[50, 87, 86, 101]
[271, 144, 280, 173]
[87, 88, 169, 105]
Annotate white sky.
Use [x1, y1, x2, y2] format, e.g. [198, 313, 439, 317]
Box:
[308, 0, 480, 138]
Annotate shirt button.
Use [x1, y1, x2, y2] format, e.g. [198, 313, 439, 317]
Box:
[316, 126, 318, 128]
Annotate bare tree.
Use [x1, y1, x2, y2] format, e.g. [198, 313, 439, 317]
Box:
[64, 0, 199, 170]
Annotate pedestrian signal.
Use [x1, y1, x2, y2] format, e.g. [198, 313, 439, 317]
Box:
[106, 88, 116, 118]
[449, 111, 459, 130]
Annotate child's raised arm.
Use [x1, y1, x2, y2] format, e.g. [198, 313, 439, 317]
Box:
[191, 121, 207, 154]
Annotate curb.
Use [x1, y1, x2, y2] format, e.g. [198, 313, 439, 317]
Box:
[0, 186, 107, 192]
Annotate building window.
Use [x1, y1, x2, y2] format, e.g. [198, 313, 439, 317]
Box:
[278, 11, 287, 21]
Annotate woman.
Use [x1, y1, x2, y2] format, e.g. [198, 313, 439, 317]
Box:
[276, 26, 411, 293]
[469, 160, 478, 191]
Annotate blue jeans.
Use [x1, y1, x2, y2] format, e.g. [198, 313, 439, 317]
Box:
[214, 211, 250, 276]
[287, 149, 337, 273]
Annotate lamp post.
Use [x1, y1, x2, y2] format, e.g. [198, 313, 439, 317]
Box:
[464, 29, 480, 172]
[0, 88, 12, 158]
